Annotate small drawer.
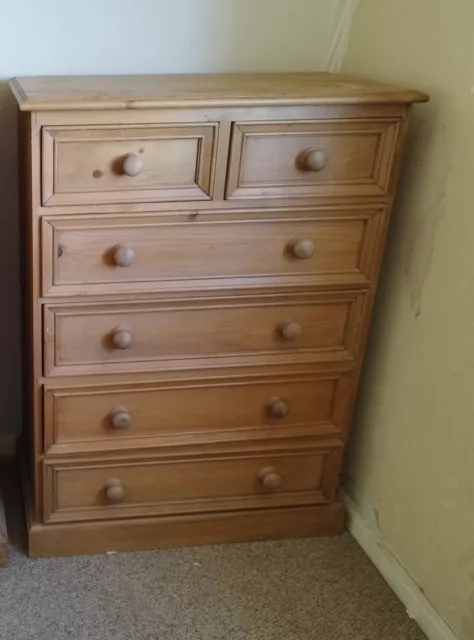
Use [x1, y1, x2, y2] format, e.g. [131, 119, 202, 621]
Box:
[44, 372, 352, 453]
[41, 123, 218, 206]
[43, 443, 343, 522]
[43, 292, 366, 376]
[42, 209, 382, 296]
[226, 118, 400, 200]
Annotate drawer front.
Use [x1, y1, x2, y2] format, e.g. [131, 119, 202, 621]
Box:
[43, 444, 343, 522]
[43, 293, 365, 376]
[44, 373, 353, 453]
[42, 209, 382, 296]
[42, 123, 218, 206]
[226, 119, 400, 200]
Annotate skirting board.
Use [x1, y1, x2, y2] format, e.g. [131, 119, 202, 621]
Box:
[343, 492, 458, 640]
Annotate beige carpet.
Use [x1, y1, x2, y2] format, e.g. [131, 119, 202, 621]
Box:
[0, 462, 426, 640]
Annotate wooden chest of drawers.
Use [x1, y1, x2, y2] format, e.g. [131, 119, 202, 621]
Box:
[11, 73, 427, 557]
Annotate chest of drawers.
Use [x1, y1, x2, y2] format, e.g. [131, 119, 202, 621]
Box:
[11, 73, 427, 557]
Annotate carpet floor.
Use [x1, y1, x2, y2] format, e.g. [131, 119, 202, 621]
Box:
[0, 462, 426, 640]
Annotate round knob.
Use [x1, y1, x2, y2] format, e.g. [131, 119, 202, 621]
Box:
[299, 148, 327, 172]
[291, 239, 315, 260]
[111, 327, 133, 350]
[105, 478, 125, 502]
[109, 407, 132, 430]
[267, 397, 290, 419]
[259, 467, 282, 491]
[121, 153, 144, 177]
[280, 322, 303, 341]
[113, 244, 135, 268]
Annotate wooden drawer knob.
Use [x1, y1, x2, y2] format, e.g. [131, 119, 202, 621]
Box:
[113, 244, 135, 268]
[267, 396, 290, 419]
[111, 327, 133, 350]
[109, 407, 132, 430]
[291, 239, 315, 260]
[259, 467, 282, 491]
[105, 478, 125, 502]
[280, 322, 303, 341]
[300, 148, 327, 172]
[122, 153, 144, 177]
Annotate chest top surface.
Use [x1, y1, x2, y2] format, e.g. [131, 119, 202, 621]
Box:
[10, 72, 428, 112]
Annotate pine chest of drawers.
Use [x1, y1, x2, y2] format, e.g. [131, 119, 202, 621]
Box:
[11, 73, 428, 557]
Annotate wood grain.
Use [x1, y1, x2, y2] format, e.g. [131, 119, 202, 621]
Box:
[226, 119, 400, 200]
[43, 441, 343, 523]
[43, 371, 353, 454]
[43, 292, 366, 376]
[27, 502, 346, 558]
[10, 73, 429, 111]
[11, 73, 427, 557]
[42, 123, 217, 206]
[42, 210, 381, 296]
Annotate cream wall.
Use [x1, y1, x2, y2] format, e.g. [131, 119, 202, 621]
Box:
[0, 0, 358, 447]
[343, 1, 474, 639]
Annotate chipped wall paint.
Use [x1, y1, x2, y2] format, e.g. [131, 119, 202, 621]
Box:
[343, 1, 474, 638]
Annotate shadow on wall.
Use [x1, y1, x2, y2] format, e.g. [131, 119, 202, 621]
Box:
[0, 83, 21, 446]
[344, 96, 444, 483]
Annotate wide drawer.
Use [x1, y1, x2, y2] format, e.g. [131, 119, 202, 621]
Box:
[42, 209, 382, 296]
[43, 292, 365, 376]
[43, 442, 343, 522]
[43, 372, 352, 454]
[41, 123, 218, 206]
[226, 118, 400, 200]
